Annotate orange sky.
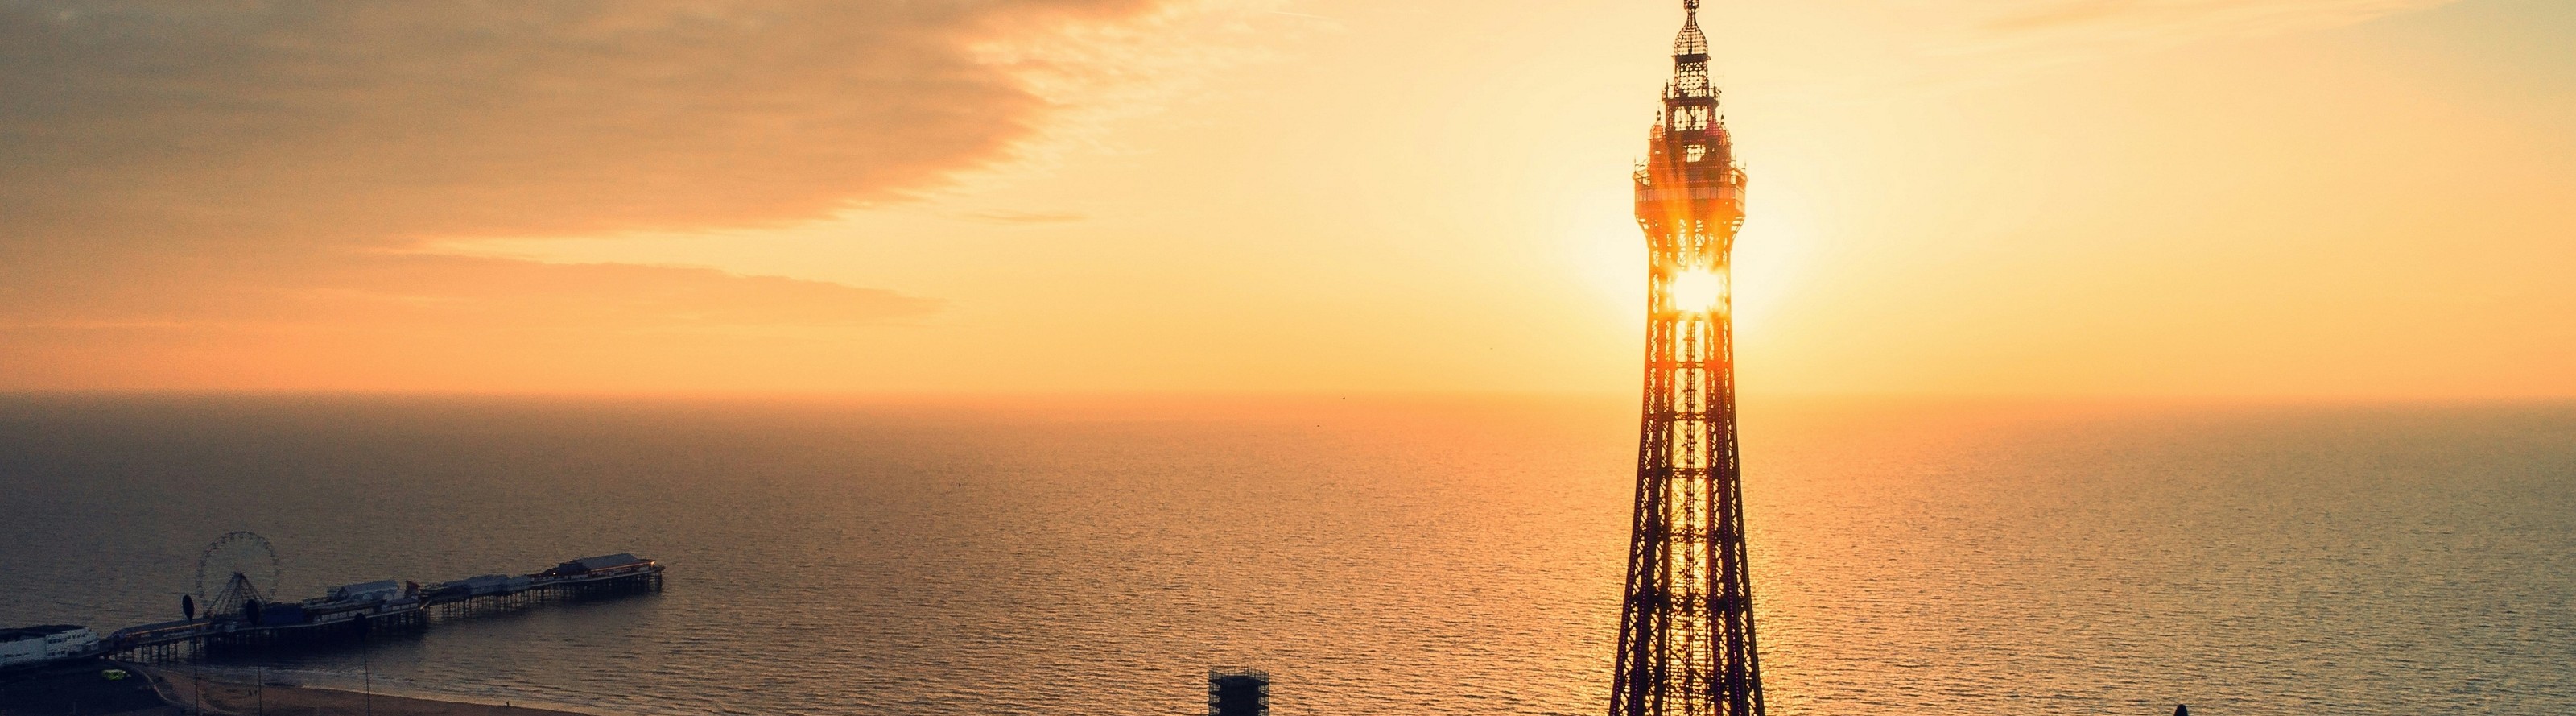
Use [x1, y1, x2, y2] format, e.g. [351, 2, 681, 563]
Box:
[2, 0, 2570, 396]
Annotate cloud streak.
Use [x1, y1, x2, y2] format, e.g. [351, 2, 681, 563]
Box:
[0, 0, 1205, 387]
[1984, 0, 2451, 34]
[1956, 0, 2460, 61]
[2, 251, 935, 331]
[2, 0, 1167, 246]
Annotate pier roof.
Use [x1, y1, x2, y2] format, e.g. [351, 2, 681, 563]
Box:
[0, 625, 89, 639]
[568, 553, 647, 571]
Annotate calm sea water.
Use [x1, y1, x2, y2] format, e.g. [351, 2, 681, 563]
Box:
[1, 395, 2570, 715]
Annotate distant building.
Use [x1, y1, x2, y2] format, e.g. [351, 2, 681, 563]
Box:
[546, 553, 656, 577]
[1208, 668, 1269, 716]
[326, 580, 407, 603]
[0, 625, 100, 668]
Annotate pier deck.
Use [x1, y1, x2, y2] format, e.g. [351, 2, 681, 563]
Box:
[96, 553, 663, 663]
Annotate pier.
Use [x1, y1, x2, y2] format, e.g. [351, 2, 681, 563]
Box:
[97, 553, 663, 664]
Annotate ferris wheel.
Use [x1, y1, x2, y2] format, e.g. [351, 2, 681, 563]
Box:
[195, 531, 283, 620]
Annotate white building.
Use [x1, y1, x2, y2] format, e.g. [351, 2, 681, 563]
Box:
[0, 625, 101, 668]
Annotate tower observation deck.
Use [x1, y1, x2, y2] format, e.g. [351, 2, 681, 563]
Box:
[1608, 2, 1765, 716]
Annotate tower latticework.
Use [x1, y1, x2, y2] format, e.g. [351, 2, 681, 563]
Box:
[1608, 2, 1764, 716]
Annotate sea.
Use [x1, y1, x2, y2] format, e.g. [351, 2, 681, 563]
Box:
[1, 395, 2569, 715]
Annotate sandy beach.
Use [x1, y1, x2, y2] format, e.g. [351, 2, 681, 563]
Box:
[138, 665, 596, 716]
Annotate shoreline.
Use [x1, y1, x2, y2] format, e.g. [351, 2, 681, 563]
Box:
[136, 664, 603, 716]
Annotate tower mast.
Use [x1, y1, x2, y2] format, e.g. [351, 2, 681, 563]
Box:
[1608, 2, 1764, 716]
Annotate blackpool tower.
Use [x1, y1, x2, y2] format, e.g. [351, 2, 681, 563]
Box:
[1608, 2, 1765, 716]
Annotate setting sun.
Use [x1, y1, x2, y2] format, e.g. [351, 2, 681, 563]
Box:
[1669, 269, 1728, 312]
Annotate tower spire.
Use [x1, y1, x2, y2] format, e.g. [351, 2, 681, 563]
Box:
[1608, 1, 1765, 716]
[1675, 1, 1707, 59]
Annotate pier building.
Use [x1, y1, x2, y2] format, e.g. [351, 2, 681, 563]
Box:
[0, 626, 100, 669]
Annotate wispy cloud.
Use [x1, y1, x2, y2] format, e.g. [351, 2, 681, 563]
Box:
[0, 0, 1225, 387]
[0, 0, 1189, 246]
[1753, 0, 2467, 101]
[1985, 0, 2452, 33]
[1955, 0, 2460, 61]
[2, 251, 936, 331]
[948, 209, 1091, 224]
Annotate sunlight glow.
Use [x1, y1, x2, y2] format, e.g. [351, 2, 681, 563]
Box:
[1670, 269, 1728, 313]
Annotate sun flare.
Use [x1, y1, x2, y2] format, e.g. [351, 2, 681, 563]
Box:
[1669, 268, 1727, 312]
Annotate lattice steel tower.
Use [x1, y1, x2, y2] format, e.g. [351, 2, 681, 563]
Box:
[1608, 2, 1764, 716]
